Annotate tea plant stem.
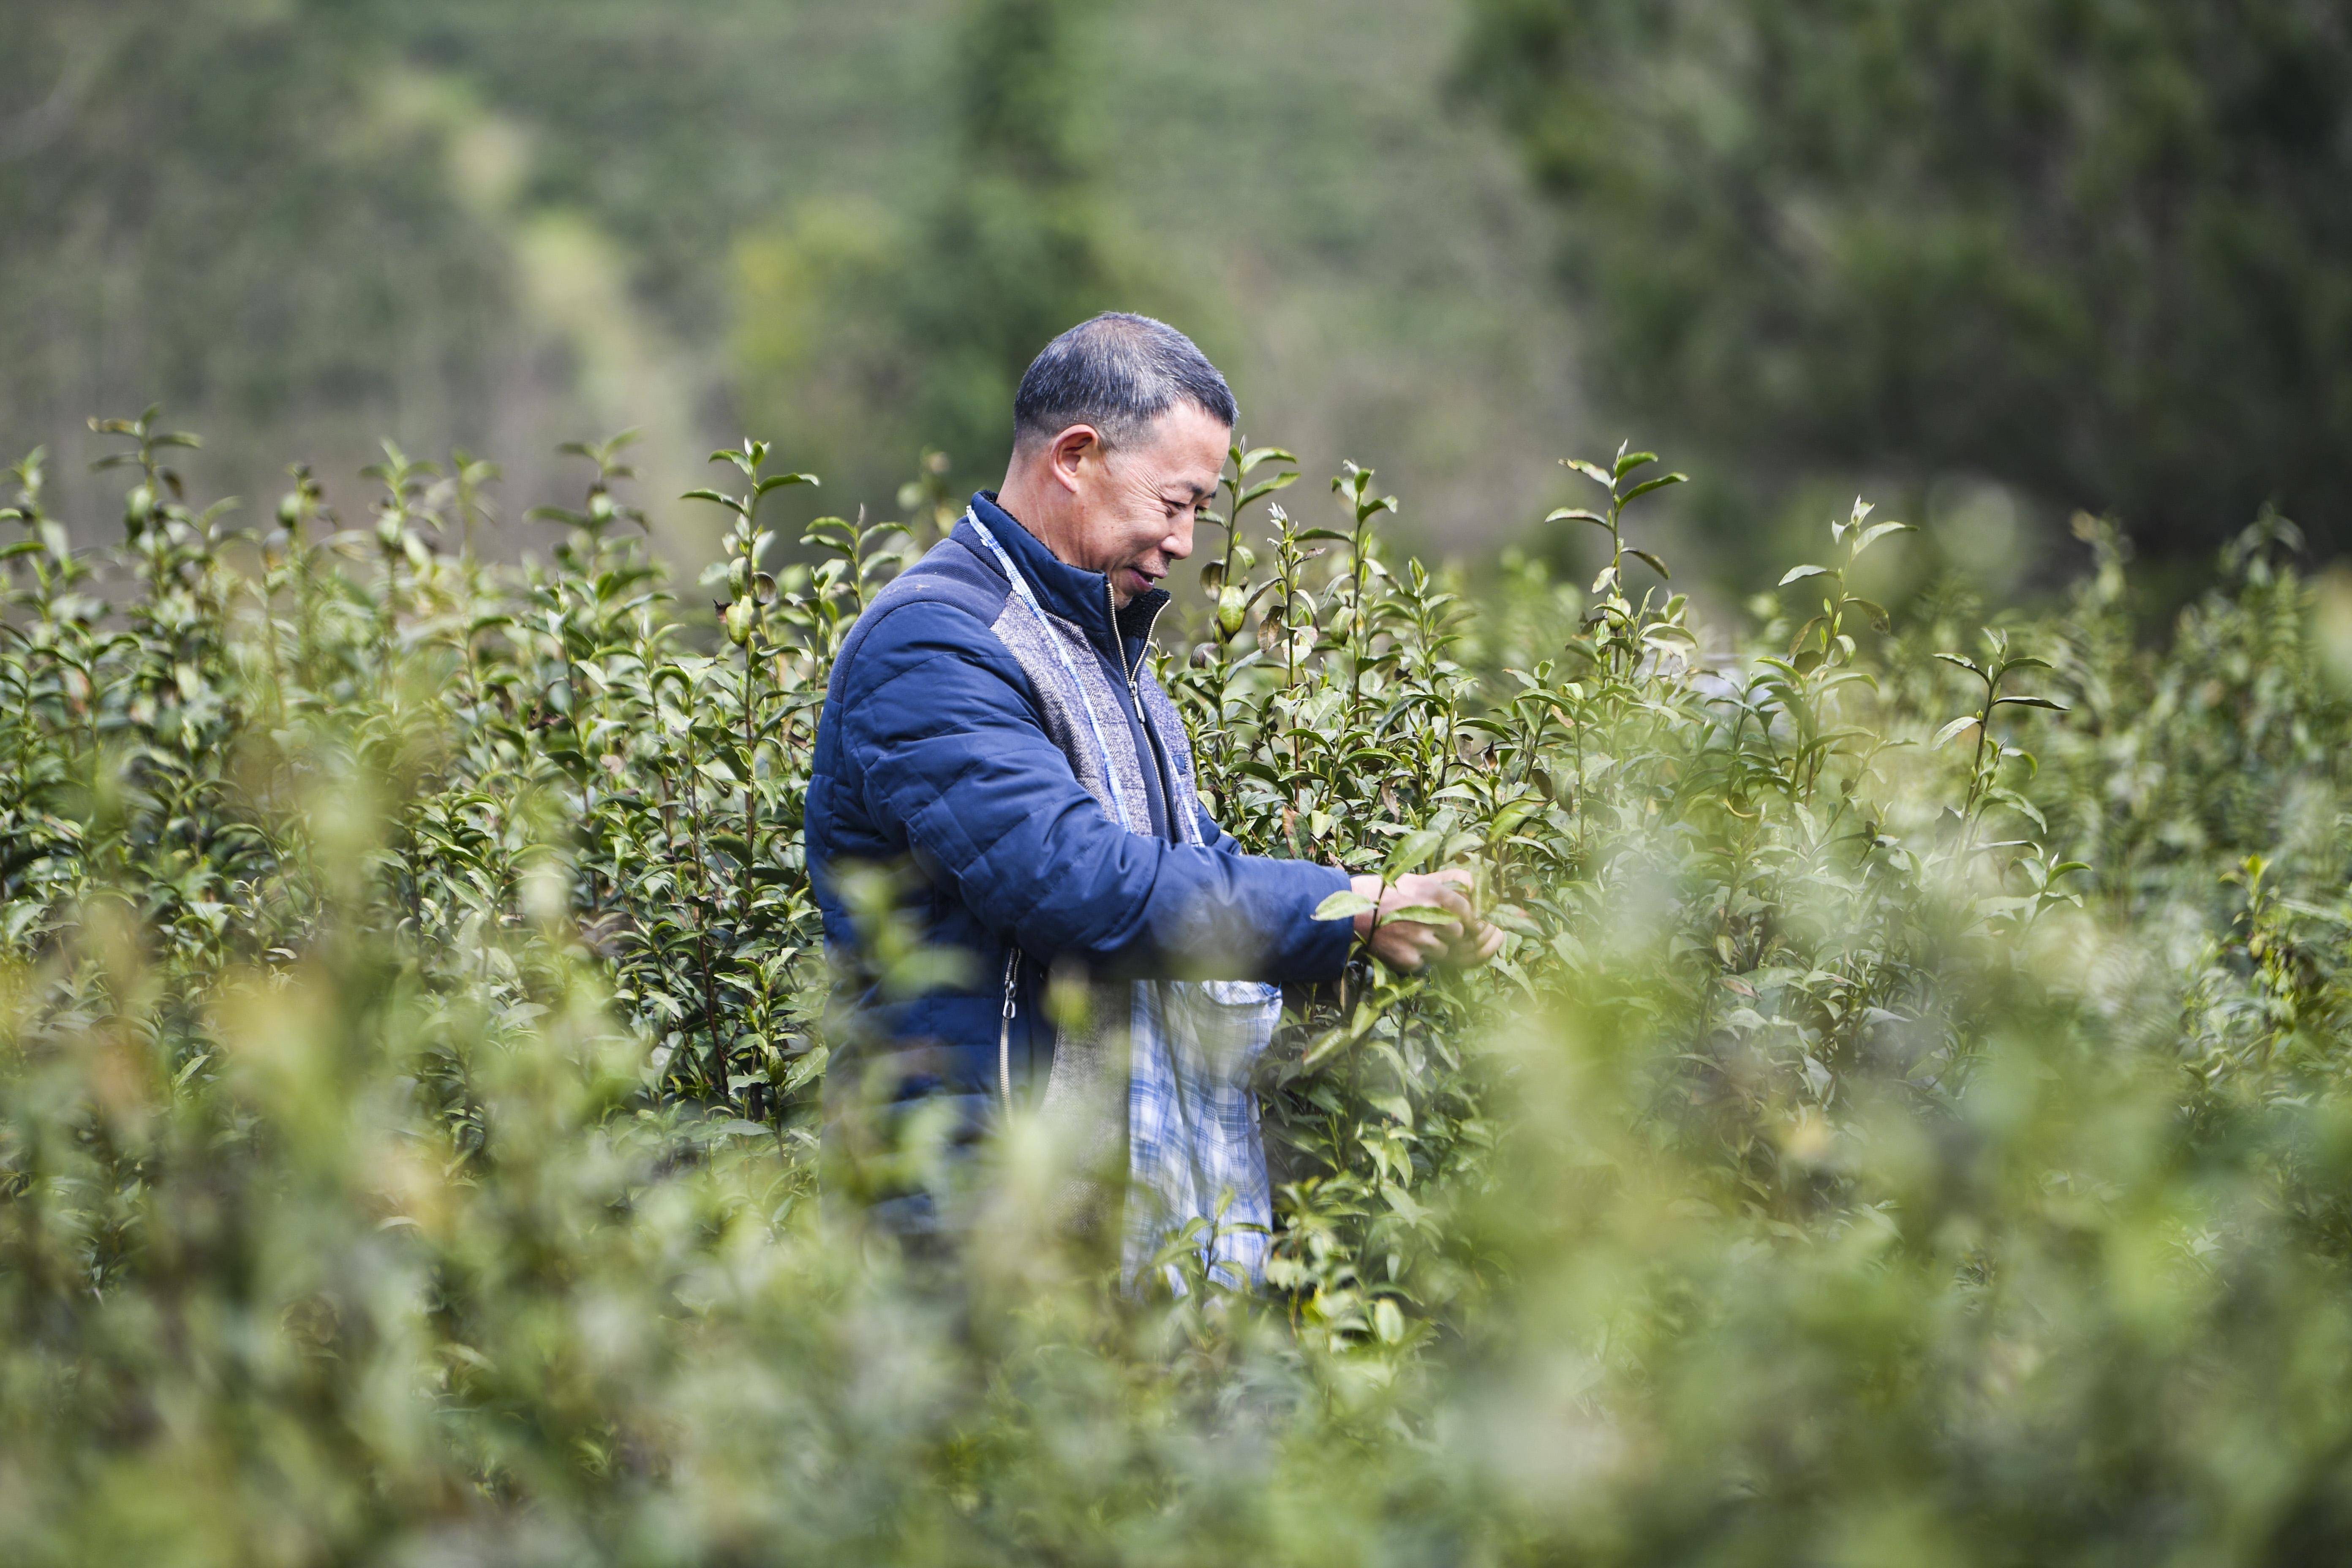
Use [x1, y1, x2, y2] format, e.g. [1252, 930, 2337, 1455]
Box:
[681, 761, 727, 1097]
[741, 631, 759, 934]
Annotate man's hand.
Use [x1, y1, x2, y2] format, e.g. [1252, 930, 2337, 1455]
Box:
[1350, 868, 1506, 971]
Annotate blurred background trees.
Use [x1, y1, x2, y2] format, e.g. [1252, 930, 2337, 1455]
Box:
[4, 0, 2347, 581]
[1465, 0, 2352, 566]
[1, 3, 537, 509]
[2, 0, 1576, 558]
[732, 0, 1145, 508]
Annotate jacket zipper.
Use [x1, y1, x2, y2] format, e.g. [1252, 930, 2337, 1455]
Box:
[998, 947, 1018, 1115]
[1111, 583, 1178, 844]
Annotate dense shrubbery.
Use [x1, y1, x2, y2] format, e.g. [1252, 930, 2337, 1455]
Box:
[6, 411, 2352, 1563]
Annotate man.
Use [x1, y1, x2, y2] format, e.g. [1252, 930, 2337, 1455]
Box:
[809, 313, 1499, 1277]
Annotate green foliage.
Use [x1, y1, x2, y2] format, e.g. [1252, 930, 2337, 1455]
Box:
[1463, 0, 2352, 555]
[8, 409, 2352, 1562]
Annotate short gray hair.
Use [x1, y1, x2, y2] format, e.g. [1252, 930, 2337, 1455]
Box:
[1012, 313, 1238, 453]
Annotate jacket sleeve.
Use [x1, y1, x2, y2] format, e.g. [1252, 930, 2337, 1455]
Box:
[836, 601, 1354, 983]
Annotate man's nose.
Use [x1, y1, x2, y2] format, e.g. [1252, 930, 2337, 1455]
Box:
[1164, 514, 1195, 560]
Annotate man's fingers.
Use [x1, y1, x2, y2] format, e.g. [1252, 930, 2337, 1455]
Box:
[1365, 868, 1507, 969]
[1425, 917, 1502, 966]
[1369, 918, 1443, 969]
[1375, 917, 1452, 968]
[1393, 879, 1472, 926]
[1418, 870, 1475, 902]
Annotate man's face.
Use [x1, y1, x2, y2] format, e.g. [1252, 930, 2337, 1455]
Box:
[1066, 402, 1227, 607]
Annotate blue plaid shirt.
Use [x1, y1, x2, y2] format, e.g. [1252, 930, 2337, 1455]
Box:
[1122, 920, 1284, 1292]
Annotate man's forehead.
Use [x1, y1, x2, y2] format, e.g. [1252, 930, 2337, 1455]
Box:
[1134, 406, 1230, 492]
[1151, 456, 1225, 501]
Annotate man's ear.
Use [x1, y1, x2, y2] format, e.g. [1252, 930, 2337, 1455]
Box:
[1048, 425, 1102, 494]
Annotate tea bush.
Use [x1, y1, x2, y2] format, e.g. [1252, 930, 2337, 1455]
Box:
[5, 410, 2352, 1563]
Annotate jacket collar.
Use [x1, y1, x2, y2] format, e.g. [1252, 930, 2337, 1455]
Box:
[960, 490, 1171, 670]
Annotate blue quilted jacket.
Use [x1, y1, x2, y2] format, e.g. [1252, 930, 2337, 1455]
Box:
[808, 491, 1353, 1154]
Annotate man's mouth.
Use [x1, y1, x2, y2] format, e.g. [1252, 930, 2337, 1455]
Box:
[1124, 567, 1161, 594]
